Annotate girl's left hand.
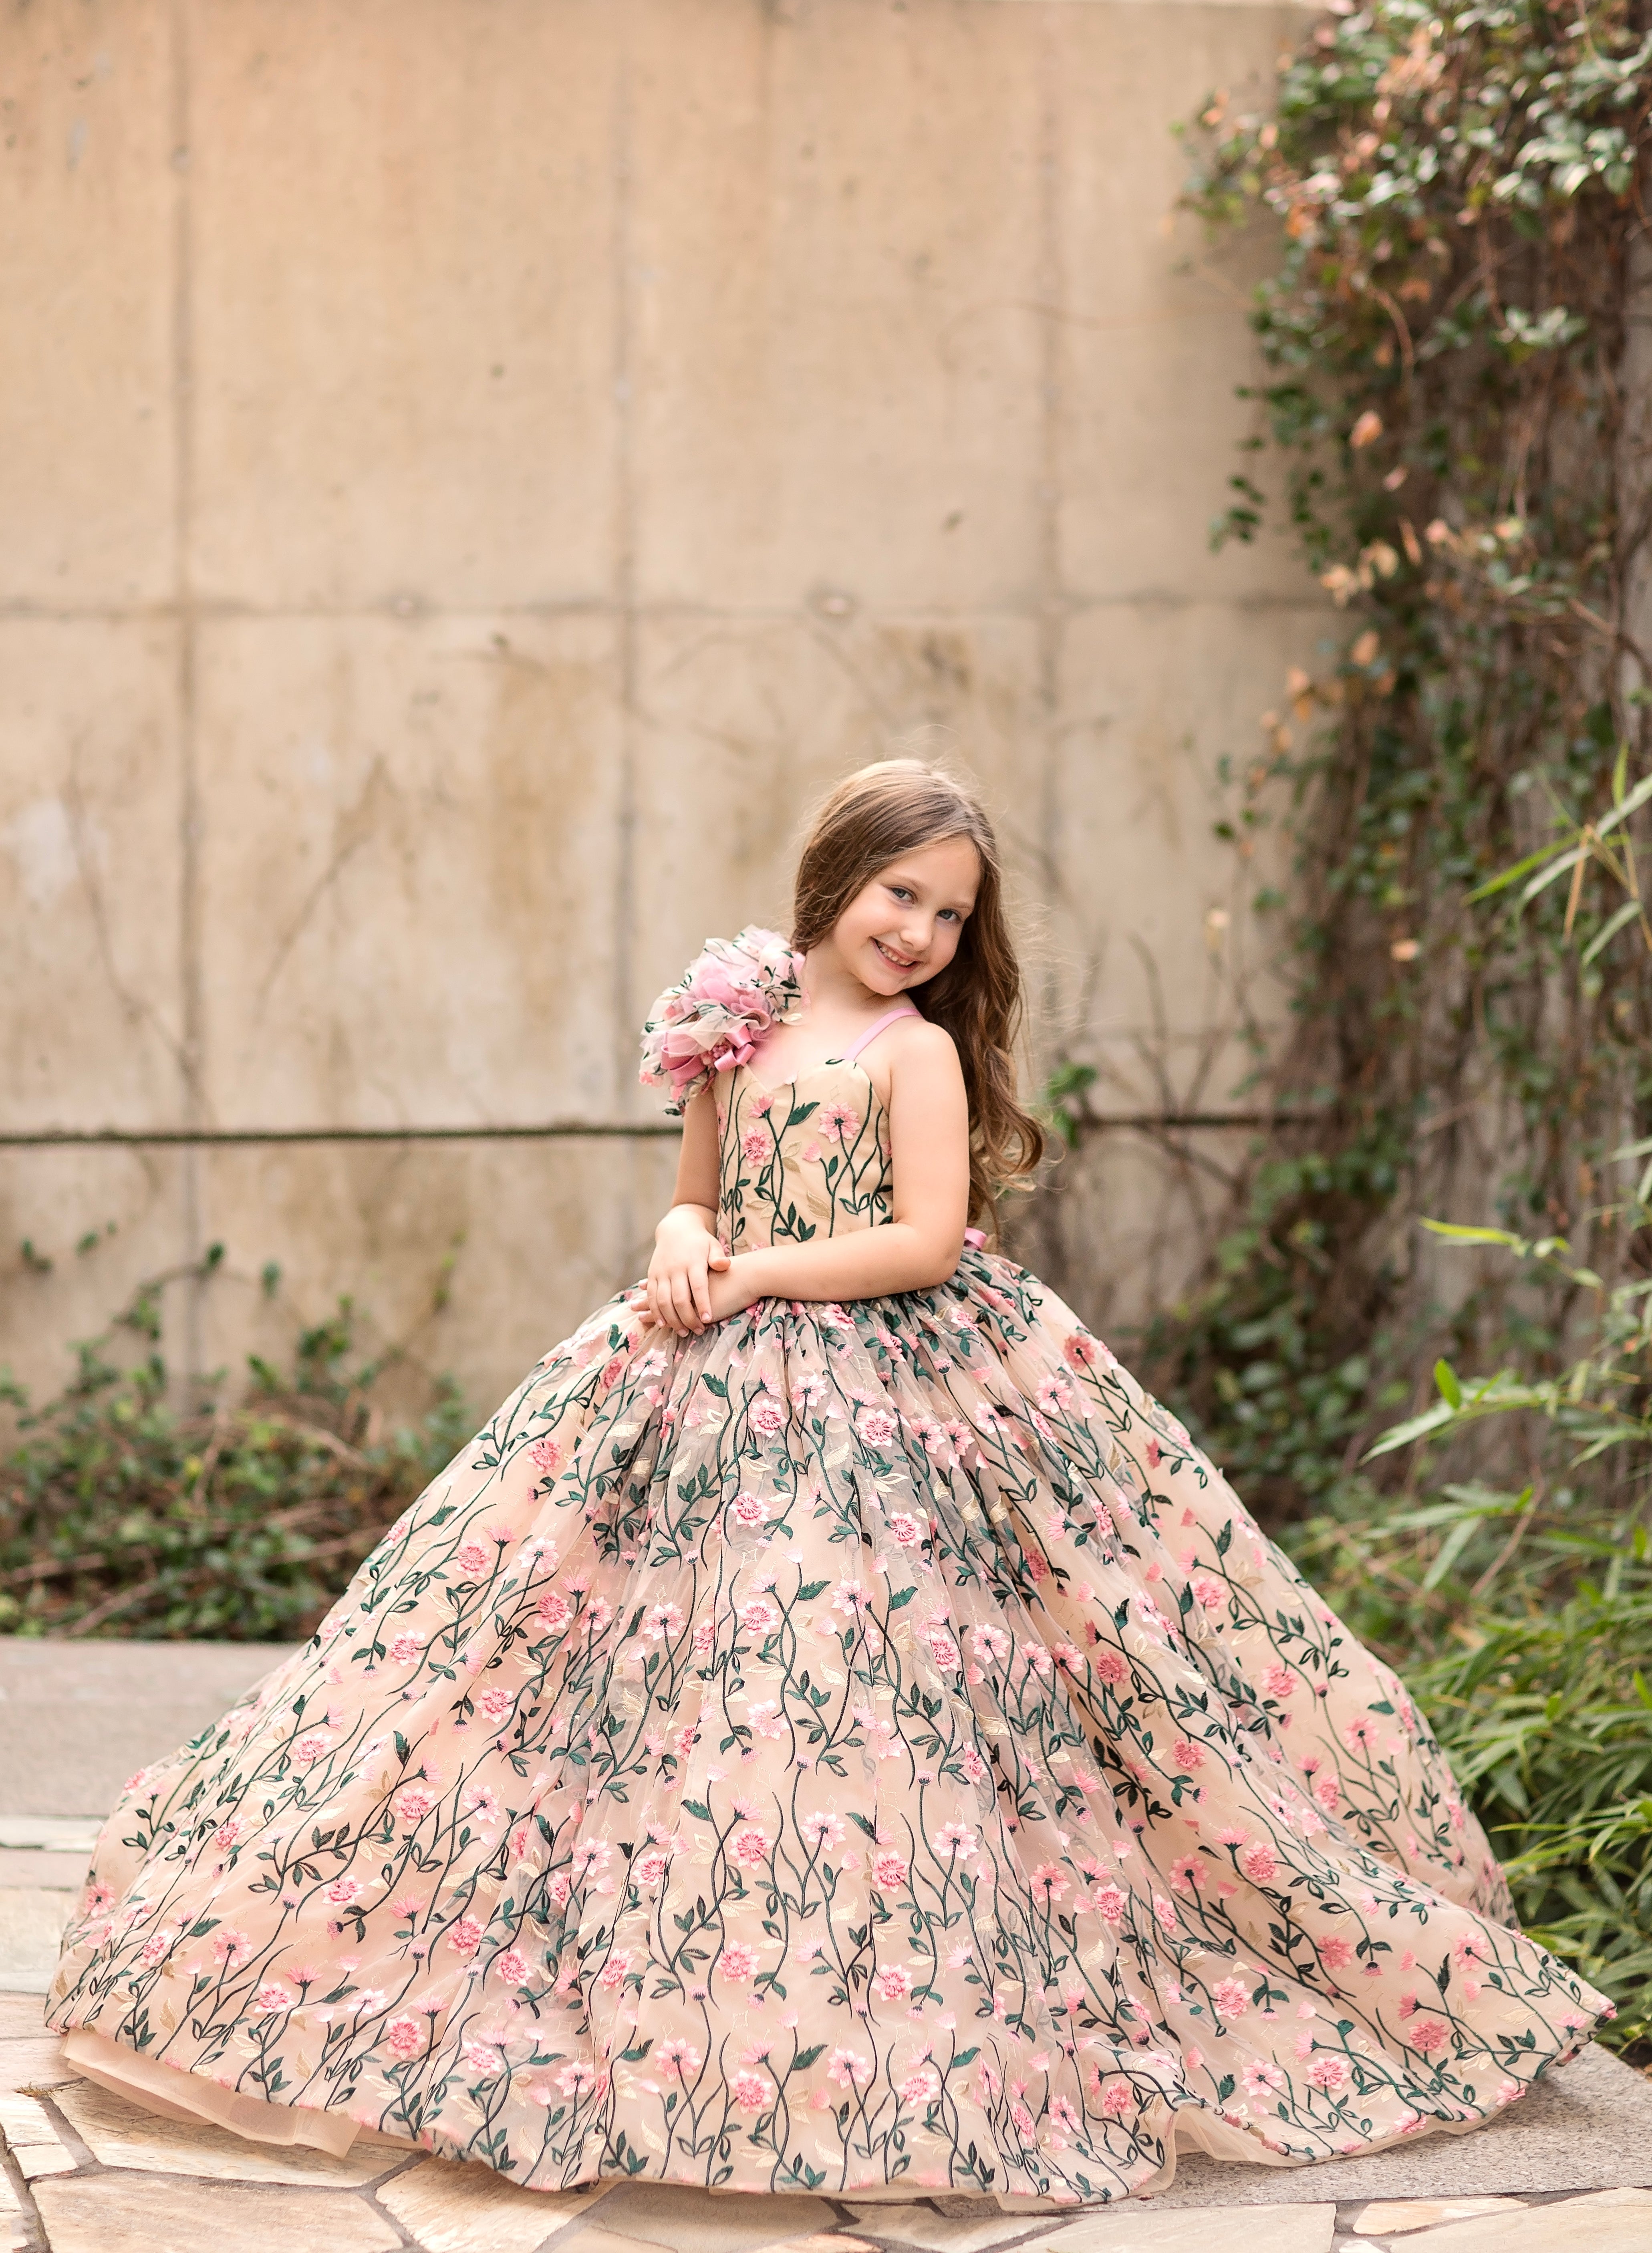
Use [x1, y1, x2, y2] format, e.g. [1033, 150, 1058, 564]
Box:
[640, 1255, 760, 1332]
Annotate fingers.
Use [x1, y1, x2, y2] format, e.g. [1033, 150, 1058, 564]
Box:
[645, 1253, 729, 1336]
[668, 1269, 703, 1335]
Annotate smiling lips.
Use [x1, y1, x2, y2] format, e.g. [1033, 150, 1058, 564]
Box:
[874, 938, 920, 973]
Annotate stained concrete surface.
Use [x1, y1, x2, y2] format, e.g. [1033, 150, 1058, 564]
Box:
[1, 0, 1320, 1417]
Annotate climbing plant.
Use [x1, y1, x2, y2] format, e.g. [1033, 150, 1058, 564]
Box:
[1084, 0, 1652, 2057]
[1153, 0, 1652, 1519]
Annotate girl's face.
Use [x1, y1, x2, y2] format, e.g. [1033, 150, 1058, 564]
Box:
[830, 834, 981, 996]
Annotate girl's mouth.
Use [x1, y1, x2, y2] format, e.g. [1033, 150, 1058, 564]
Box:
[874, 939, 919, 972]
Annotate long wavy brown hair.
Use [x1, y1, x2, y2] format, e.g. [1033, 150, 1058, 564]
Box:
[790, 760, 1046, 1231]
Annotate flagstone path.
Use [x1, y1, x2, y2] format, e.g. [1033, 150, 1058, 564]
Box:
[2, 1644, 1650, 2253]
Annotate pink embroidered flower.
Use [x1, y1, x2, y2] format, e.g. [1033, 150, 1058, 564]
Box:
[385, 2016, 424, 2060]
[495, 1949, 531, 1987]
[819, 1102, 859, 1143]
[1263, 1663, 1297, 1699]
[1314, 1773, 1341, 1813]
[1093, 1884, 1127, 1923]
[827, 2047, 872, 2088]
[888, 1511, 923, 1547]
[1092, 1647, 1127, 1686]
[874, 1964, 913, 2001]
[1308, 2053, 1351, 2092]
[738, 1597, 780, 1638]
[802, 1811, 847, 1851]
[1318, 1936, 1356, 1970]
[1243, 2060, 1285, 2096]
[855, 1406, 899, 1447]
[1344, 1717, 1378, 1752]
[741, 1128, 773, 1165]
[1212, 1977, 1251, 2018]
[933, 1822, 979, 1860]
[447, 1916, 486, 1957]
[558, 2060, 596, 2096]
[252, 1981, 292, 2013]
[1409, 2017, 1448, 2052]
[456, 1542, 491, 1576]
[325, 1876, 365, 1906]
[1099, 2076, 1133, 2116]
[872, 1849, 910, 1891]
[657, 2038, 703, 2078]
[529, 1434, 564, 1475]
[731, 1493, 771, 1534]
[732, 2068, 774, 2110]
[395, 1784, 436, 1826]
[1030, 1864, 1068, 1904]
[1171, 1737, 1206, 1771]
[645, 1602, 684, 1641]
[1064, 1332, 1098, 1370]
[536, 1590, 571, 1632]
[923, 1626, 961, 1670]
[717, 1942, 758, 1982]
[901, 2064, 940, 2105]
[1191, 1575, 1227, 1611]
[1239, 1842, 1281, 1885]
[290, 1733, 331, 1767]
[731, 1826, 772, 1870]
[388, 1633, 425, 1665]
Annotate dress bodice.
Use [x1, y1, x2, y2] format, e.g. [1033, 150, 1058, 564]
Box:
[715, 1058, 894, 1251]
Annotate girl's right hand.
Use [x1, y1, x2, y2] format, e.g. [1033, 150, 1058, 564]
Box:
[645, 1209, 731, 1335]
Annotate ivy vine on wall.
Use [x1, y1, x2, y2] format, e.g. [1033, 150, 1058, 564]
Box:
[1154, 0, 1652, 1518]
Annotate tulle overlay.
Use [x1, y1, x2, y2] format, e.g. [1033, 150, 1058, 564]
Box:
[49, 1052, 1609, 2205]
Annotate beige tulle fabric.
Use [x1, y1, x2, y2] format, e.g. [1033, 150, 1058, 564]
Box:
[49, 1050, 1609, 2203]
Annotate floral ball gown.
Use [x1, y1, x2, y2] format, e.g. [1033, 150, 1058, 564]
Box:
[49, 929, 1609, 2206]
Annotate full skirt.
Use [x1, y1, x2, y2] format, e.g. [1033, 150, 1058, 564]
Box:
[48, 1249, 1610, 2203]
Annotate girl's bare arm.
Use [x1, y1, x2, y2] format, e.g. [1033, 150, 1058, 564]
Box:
[645, 1088, 725, 1331]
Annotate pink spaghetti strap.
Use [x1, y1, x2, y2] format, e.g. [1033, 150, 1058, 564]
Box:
[842, 1003, 921, 1063]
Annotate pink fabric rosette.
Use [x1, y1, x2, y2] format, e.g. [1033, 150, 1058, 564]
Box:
[638, 927, 806, 1116]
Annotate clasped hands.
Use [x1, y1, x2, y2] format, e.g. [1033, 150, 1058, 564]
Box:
[641, 1209, 762, 1336]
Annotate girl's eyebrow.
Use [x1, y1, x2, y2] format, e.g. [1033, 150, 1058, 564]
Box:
[886, 869, 977, 909]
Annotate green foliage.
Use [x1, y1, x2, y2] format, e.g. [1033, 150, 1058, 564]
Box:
[1155, 0, 1652, 1509]
[0, 1272, 469, 1641]
[1283, 1163, 1652, 2053]
[1103, 0, 1652, 2055]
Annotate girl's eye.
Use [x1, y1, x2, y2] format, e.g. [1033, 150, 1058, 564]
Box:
[889, 886, 913, 903]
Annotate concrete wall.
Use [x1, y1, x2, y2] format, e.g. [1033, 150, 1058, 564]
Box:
[1, 0, 1320, 1422]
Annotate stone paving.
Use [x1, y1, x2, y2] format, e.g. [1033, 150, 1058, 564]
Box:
[3, 1644, 1651, 2253]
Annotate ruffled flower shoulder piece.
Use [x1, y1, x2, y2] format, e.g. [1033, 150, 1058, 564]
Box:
[639, 926, 806, 1116]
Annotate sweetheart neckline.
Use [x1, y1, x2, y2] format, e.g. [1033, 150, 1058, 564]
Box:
[732, 1056, 882, 1103]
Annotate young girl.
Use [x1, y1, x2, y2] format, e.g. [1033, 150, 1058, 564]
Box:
[49, 762, 1606, 2206]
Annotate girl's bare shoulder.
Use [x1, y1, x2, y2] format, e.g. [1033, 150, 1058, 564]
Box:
[875, 1014, 962, 1102]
